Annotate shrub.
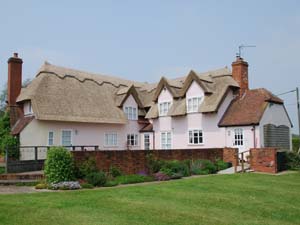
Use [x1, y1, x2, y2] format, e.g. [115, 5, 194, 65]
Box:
[35, 183, 48, 189]
[103, 180, 119, 187]
[286, 152, 300, 170]
[161, 160, 190, 177]
[86, 171, 107, 187]
[75, 156, 98, 179]
[146, 154, 164, 174]
[114, 174, 154, 184]
[44, 147, 75, 183]
[191, 160, 217, 175]
[215, 159, 230, 171]
[109, 166, 122, 178]
[153, 172, 170, 181]
[293, 138, 300, 153]
[81, 183, 94, 189]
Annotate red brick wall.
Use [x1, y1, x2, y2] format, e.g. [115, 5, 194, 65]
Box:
[250, 148, 277, 173]
[72, 148, 237, 174]
[223, 148, 238, 166]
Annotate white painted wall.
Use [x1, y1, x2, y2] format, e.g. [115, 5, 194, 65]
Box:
[153, 82, 234, 149]
[259, 103, 292, 150]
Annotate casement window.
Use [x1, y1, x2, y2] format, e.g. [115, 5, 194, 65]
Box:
[124, 106, 137, 120]
[161, 132, 171, 149]
[234, 128, 244, 146]
[187, 97, 203, 113]
[127, 134, 138, 146]
[159, 102, 171, 116]
[144, 133, 150, 150]
[188, 129, 203, 144]
[105, 133, 118, 146]
[48, 131, 54, 146]
[61, 130, 72, 146]
[24, 101, 33, 115]
[28, 102, 32, 113]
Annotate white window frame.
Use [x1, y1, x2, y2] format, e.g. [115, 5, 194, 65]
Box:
[187, 96, 203, 113]
[124, 106, 138, 120]
[188, 129, 203, 145]
[104, 133, 118, 147]
[48, 131, 54, 146]
[159, 101, 171, 116]
[144, 133, 150, 150]
[127, 134, 139, 146]
[161, 131, 172, 149]
[233, 128, 244, 146]
[61, 130, 72, 146]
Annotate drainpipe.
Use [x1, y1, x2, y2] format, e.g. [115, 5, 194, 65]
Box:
[152, 131, 155, 150]
[252, 125, 257, 148]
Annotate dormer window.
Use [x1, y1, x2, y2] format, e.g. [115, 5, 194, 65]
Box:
[124, 106, 137, 120]
[24, 101, 33, 115]
[187, 97, 203, 113]
[159, 102, 171, 116]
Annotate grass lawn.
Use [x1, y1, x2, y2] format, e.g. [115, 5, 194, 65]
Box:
[0, 173, 300, 225]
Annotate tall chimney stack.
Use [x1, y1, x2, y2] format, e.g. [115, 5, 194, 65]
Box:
[7, 53, 23, 127]
[231, 56, 249, 96]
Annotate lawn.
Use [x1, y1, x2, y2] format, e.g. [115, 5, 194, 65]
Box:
[0, 173, 300, 225]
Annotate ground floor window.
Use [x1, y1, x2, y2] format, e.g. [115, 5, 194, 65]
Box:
[105, 133, 118, 146]
[161, 132, 171, 149]
[144, 133, 150, 150]
[62, 130, 72, 146]
[234, 128, 244, 146]
[127, 134, 138, 146]
[48, 131, 54, 146]
[188, 129, 203, 144]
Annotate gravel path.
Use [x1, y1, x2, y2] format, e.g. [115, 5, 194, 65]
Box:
[0, 186, 52, 194]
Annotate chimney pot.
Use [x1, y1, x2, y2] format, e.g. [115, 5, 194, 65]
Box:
[13, 53, 18, 58]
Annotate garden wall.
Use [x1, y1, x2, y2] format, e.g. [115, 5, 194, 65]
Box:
[250, 148, 277, 173]
[72, 148, 238, 174]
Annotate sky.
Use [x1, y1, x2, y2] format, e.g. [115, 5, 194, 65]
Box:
[0, 0, 299, 133]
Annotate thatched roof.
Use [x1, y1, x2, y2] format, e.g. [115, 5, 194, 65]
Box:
[17, 62, 239, 124]
[146, 67, 239, 118]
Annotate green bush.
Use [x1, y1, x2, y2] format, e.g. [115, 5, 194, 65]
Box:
[103, 180, 119, 187]
[114, 174, 154, 185]
[146, 154, 165, 174]
[161, 160, 190, 177]
[86, 171, 107, 187]
[191, 160, 217, 175]
[286, 152, 300, 170]
[44, 147, 75, 183]
[81, 183, 94, 189]
[215, 159, 230, 171]
[75, 156, 98, 179]
[292, 138, 300, 153]
[109, 166, 122, 178]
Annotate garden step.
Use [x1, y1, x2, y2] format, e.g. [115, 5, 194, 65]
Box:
[0, 171, 44, 181]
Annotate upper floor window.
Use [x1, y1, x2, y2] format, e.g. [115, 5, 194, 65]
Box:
[127, 134, 138, 146]
[188, 129, 203, 145]
[159, 102, 171, 116]
[61, 130, 72, 146]
[124, 106, 137, 120]
[105, 133, 118, 147]
[24, 101, 33, 115]
[187, 97, 203, 113]
[234, 128, 244, 146]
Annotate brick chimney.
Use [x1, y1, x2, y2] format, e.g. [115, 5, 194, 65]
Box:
[7, 53, 23, 127]
[232, 56, 249, 96]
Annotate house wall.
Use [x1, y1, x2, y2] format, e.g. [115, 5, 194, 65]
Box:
[19, 94, 144, 152]
[153, 81, 234, 149]
[225, 126, 260, 154]
[259, 103, 292, 150]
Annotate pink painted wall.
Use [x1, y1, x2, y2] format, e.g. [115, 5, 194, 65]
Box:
[153, 81, 234, 149]
[20, 94, 144, 150]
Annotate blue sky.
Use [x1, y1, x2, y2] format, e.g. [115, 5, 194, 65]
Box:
[0, 0, 299, 133]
